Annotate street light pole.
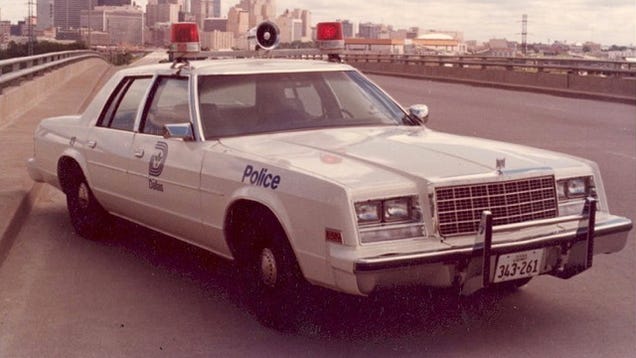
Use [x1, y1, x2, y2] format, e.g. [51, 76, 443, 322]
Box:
[87, 0, 91, 48]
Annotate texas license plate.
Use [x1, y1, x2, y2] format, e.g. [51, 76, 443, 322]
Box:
[493, 249, 544, 283]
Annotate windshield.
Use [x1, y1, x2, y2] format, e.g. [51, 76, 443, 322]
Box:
[197, 70, 407, 138]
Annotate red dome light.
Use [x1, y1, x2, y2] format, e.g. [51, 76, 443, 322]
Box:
[317, 22, 343, 41]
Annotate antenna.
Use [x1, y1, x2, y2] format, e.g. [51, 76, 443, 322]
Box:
[27, 0, 35, 56]
[521, 14, 528, 56]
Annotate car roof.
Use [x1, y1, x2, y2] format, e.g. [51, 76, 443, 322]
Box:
[118, 58, 355, 77]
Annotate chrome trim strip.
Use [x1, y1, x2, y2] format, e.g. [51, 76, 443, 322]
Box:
[354, 217, 632, 272]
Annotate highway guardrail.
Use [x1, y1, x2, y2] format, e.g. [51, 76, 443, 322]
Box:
[341, 53, 636, 104]
[0, 50, 104, 94]
[2, 50, 634, 103]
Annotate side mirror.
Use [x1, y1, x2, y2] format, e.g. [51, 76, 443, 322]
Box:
[163, 123, 194, 141]
[408, 104, 430, 125]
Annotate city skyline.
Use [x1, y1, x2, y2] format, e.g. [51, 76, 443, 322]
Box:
[0, 0, 634, 45]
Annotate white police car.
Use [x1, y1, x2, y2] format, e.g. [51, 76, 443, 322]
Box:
[27, 22, 632, 323]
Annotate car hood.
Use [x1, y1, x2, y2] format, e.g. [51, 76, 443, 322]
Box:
[220, 126, 589, 188]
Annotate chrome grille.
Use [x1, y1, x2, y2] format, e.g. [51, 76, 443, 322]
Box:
[434, 176, 558, 236]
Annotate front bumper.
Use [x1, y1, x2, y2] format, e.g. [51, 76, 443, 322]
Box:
[349, 199, 632, 295]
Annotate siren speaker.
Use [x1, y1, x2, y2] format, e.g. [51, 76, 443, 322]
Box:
[255, 21, 280, 50]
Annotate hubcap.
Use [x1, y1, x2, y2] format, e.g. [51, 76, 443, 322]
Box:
[260, 248, 278, 288]
[78, 182, 90, 209]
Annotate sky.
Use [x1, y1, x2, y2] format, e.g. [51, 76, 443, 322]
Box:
[0, 0, 634, 45]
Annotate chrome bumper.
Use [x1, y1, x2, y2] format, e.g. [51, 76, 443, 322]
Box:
[353, 199, 632, 294]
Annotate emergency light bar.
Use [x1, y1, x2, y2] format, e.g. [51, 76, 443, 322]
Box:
[167, 21, 345, 62]
[316, 22, 344, 51]
[170, 22, 200, 54]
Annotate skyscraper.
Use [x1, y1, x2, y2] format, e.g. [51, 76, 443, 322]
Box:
[37, 0, 55, 30]
[212, 0, 221, 18]
[97, 0, 131, 5]
[81, 5, 144, 45]
[191, 0, 215, 28]
[54, 0, 95, 30]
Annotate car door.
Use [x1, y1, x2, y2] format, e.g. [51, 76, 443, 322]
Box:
[84, 76, 152, 215]
[126, 76, 204, 242]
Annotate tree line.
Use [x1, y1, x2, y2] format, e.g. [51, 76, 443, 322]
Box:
[0, 41, 87, 60]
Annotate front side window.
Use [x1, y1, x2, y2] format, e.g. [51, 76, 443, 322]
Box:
[197, 71, 407, 139]
[141, 76, 190, 136]
[98, 77, 152, 131]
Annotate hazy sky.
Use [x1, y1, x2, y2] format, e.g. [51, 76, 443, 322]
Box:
[1, 0, 634, 45]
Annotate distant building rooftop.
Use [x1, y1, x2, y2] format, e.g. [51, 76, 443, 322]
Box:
[417, 33, 454, 40]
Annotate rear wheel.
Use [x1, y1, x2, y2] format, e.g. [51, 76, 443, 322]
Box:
[65, 169, 109, 239]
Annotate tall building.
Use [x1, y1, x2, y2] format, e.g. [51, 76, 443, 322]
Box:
[191, 0, 215, 28]
[37, 0, 55, 30]
[80, 5, 144, 46]
[227, 6, 249, 37]
[146, 2, 181, 28]
[0, 21, 11, 43]
[201, 30, 234, 50]
[203, 18, 227, 32]
[97, 0, 131, 5]
[290, 9, 310, 38]
[338, 19, 354, 38]
[276, 8, 310, 43]
[358, 22, 382, 39]
[236, 0, 275, 28]
[211, 0, 221, 17]
[54, 0, 96, 30]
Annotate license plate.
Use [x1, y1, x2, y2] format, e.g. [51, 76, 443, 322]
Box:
[493, 249, 544, 283]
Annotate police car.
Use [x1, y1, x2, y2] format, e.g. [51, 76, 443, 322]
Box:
[27, 22, 632, 323]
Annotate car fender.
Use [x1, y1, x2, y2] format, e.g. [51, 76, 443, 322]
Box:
[226, 185, 296, 250]
[58, 147, 92, 187]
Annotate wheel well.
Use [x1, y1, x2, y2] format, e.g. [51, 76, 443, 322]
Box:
[224, 200, 289, 264]
[57, 156, 82, 194]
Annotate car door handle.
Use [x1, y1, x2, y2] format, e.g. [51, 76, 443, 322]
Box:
[87, 140, 97, 149]
[134, 149, 144, 158]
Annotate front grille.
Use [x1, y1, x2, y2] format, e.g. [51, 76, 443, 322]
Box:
[434, 175, 558, 236]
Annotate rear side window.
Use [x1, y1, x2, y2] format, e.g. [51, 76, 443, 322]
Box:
[98, 76, 152, 131]
[141, 76, 190, 136]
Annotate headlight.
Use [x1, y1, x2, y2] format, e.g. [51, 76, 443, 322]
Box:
[557, 176, 597, 216]
[557, 176, 595, 200]
[384, 198, 411, 222]
[355, 197, 416, 225]
[355, 201, 381, 223]
[355, 196, 424, 243]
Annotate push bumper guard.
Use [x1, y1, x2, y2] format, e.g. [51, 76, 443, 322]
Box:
[354, 198, 633, 293]
[472, 198, 596, 292]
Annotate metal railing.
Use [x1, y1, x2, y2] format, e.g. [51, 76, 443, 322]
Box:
[1, 49, 634, 101]
[343, 53, 636, 79]
[0, 50, 104, 93]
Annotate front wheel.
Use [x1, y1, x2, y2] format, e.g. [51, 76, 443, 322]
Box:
[244, 224, 306, 329]
[66, 173, 109, 239]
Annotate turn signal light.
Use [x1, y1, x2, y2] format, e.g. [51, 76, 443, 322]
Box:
[325, 228, 343, 244]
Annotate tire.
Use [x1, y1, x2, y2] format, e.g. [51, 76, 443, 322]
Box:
[66, 170, 109, 239]
[242, 218, 305, 329]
